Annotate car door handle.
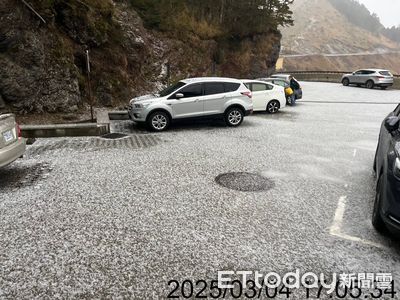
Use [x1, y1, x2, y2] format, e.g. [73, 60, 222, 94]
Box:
[194, 99, 200, 102]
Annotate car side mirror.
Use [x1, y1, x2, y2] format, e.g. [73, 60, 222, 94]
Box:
[175, 93, 184, 99]
[384, 116, 400, 133]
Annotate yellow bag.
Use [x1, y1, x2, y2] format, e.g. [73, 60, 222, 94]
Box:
[285, 87, 294, 96]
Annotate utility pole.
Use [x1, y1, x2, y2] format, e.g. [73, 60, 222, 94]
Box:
[86, 49, 94, 122]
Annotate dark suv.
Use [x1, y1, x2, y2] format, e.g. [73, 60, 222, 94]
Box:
[373, 103, 400, 236]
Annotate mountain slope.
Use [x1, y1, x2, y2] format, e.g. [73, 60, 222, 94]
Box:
[280, 0, 400, 55]
[0, 0, 286, 114]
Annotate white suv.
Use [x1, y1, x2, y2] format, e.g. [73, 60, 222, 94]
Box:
[128, 77, 253, 131]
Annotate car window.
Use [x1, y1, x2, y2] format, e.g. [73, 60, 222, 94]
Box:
[252, 83, 268, 92]
[379, 71, 392, 76]
[159, 81, 186, 97]
[204, 82, 225, 96]
[224, 82, 240, 92]
[265, 83, 273, 90]
[394, 104, 400, 116]
[354, 70, 363, 75]
[274, 80, 285, 87]
[176, 83, 203, 98]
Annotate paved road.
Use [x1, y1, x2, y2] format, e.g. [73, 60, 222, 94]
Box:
[1, 82, 400, 299]
[281, 51, 400, 58]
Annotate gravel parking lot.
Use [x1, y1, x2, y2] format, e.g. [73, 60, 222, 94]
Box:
[1, 82, 400, 299]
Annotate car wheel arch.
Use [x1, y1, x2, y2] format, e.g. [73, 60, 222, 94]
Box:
[224, 104, 245, 115]
[146, 108, 172, 123]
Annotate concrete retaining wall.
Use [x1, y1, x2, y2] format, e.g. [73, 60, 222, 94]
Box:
[21, 123, 109, 138]
[293, 73, 400, 89]
[21, 109, 111, 138]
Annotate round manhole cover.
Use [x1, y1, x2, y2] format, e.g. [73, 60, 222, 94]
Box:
[215, 172, 274, 192]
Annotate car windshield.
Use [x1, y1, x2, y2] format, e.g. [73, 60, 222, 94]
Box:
[158, 82, 186, 97]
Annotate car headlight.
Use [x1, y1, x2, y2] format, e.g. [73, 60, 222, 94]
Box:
[394, 157, 400, 179]
[135, 103, 151, 109]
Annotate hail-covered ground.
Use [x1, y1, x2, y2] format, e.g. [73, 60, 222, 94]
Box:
[1, 82, 400, 299]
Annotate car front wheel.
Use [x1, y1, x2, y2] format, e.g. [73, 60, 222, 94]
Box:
[267, 100, 280, 114]
[225, 107, 244, 127]
[372, 175, 386, 233]
[147, 111, 170, 132]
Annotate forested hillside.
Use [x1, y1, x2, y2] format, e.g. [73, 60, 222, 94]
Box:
[327, 0, 382, 34]
[328, 0, 400, 43]
[0, 0, 293, 114]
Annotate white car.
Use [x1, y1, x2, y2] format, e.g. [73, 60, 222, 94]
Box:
[242, 80, 286, 114]
[128, 77, 253, 131]
[0, 114, 26, 168]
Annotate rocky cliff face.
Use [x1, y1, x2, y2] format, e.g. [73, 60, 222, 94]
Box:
[0, 0, 281, 114]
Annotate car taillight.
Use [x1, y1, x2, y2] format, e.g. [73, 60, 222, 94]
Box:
[16, 123, 21, 138]
[241, 91, 252, 99]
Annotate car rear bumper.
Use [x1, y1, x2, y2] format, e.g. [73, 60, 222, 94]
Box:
[376, 78, 394, 86]
[377, 83, 393, 87]
[0, 138, 26, 168]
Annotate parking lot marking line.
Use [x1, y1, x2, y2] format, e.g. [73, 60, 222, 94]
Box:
[353, 149, 357, 157]
[329, 196, 388, 250]
[330, 196, 347, 235]
[330, 231, 387, 249]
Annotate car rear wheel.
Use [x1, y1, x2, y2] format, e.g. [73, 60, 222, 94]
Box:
[342, 78, 350, 86]
[372, 175, 386, 233]
[366, 80, 375, 89]
[147, 111, 170, 132]
[225, 107, 244, 127]
[267, 100, 280, 114]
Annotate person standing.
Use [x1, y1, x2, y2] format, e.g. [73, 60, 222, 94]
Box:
[289, 76, 300, 106]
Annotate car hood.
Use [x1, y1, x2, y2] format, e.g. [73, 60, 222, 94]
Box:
[130, 94, 160, 105]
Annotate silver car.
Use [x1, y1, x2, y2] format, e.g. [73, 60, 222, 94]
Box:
[0, 114, 26, 168]
[128, 77, 253, 131]
[341, 69, 394, 90]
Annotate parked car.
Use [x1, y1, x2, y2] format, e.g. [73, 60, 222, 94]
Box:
[0, 114, 26, 168]
[271, 74, 303, 101]
[242, 80, 286, 114]
[259, 78, 294, 104]
[342, 69, 394, 90]
[128, 77, 253, 131]
[373, 103, 400, 236]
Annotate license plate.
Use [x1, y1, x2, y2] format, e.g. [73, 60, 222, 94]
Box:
[3, 130, 14, 142]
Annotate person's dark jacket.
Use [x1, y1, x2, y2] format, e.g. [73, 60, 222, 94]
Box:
[290, 78, 300, 90]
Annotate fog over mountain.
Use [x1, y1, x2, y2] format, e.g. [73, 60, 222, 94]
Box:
[358, 0, 400, 28]
[281, 0, 400, 55]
